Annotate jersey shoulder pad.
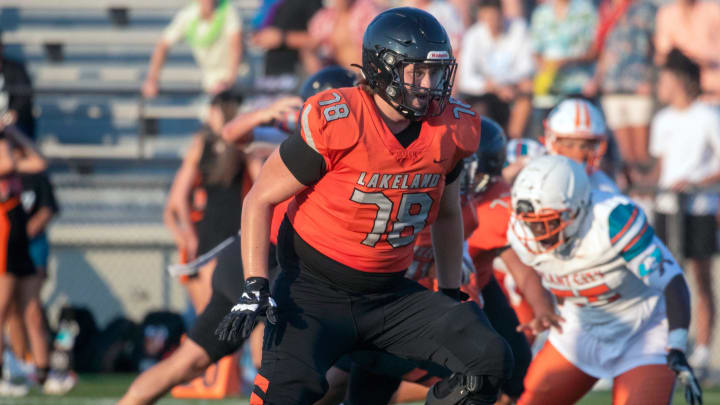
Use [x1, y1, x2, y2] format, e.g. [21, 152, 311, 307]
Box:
[600, 192, 653, 262]
[300, 87, 361, 153]
[434, 97, 481, 156]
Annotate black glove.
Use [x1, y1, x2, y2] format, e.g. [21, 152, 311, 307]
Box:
[440, 288, 470, 302]
[215, 277, 279, 342]
[667, 349, 703, 405]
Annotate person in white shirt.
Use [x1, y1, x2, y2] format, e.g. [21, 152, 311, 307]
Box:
[458, 0, 533, 138]
[142, 0, 243, 98]
[508, 155, 702, 405]
[650, 48, 720, 378]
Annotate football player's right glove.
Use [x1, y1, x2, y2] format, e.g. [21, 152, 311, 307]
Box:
[667, 349, 703, 405]
[440, 288, 470, 302]
[215, 277, 278, 342]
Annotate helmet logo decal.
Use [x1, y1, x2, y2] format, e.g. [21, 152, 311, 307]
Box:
[426, 51, 450, 60]
[574, 102, 591, 129]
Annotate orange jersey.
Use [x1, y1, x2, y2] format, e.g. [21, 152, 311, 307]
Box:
[270, 198, 291, 245]
[288, 87, 480, 273]
[414, 195, 479, 247]
[467, 180, 512, 288]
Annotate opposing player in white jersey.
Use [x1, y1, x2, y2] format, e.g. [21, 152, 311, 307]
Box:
[544, 98, 620, 193]
[510, 155, 702, 405]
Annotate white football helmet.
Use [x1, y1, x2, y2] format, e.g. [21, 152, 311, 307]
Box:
[544, 98, 607, 173]
[511, 155, 591, 253]
[505, 138, 547, 165]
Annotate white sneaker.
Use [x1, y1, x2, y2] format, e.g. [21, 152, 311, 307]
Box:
[43, 371, 77, 395]
[689, 345, 711, 380]
[0, 379, 29, 397]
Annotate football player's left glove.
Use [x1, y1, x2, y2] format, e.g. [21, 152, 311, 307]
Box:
[215, 277, 278, 343]
[667, 349, 703, 405]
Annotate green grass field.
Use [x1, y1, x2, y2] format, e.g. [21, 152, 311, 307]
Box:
[0, 374, 718, 405]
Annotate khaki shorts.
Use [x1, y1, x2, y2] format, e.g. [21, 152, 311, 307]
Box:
[601, 94, 654, 129]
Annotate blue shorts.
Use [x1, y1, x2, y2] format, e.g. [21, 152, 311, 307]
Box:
[28, 233, 49, 270]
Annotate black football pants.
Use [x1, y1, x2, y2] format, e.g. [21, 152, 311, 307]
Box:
[250, 263, 514, 405]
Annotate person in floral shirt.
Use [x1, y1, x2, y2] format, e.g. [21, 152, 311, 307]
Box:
[584, 0, 657, 186]
[528, 0, 597, 137]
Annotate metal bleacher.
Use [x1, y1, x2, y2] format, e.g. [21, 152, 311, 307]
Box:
[0, 0, 263, 235]
[0, 0, 260, 159]
[0, 2, 275, 324]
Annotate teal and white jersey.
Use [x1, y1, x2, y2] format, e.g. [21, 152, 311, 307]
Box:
[590, 170, 620, 194]
[509, 190, 682, 339]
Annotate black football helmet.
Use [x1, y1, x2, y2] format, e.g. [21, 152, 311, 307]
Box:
[299, 65, 357, 101]
[360, 7, 457, 120]
[462, 117, 507, 195]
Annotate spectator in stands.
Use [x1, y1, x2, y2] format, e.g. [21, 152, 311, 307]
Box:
[458, 0, 534, 138]
[584, 0, 657, 187]
[655, 0, 720, 102]
[142, 0, 243, 98]
[528, 0, 597, 138]
[251, 0, 322, 79]
[304, 0, 381, 73]
[0, 31, 35, 140]
[403, 0, 466, 52]
[163, 90, 248, 315]
[650, 49, 720, 380]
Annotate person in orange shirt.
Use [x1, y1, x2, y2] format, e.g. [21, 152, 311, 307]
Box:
[215, 8, 513, 405]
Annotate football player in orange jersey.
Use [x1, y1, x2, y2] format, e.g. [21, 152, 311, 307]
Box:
[215, 7, 513, 405]
[326, 118, 532, 405]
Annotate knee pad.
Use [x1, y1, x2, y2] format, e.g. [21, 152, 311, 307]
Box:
[435, 303, 514, 379]
[426, 373, 503, 405]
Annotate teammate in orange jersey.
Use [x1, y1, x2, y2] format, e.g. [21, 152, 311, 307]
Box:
[215, 8, 513, 405]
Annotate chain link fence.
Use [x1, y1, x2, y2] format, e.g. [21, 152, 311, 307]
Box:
[40, 170, 191, 330]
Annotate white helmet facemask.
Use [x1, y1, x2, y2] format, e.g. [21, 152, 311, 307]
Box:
[511, 155, 591, 254]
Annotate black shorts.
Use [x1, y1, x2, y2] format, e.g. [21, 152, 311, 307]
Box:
[655, 213, 717, 259]
[188, 238, 279, 362]
[0, 199, 35, 277]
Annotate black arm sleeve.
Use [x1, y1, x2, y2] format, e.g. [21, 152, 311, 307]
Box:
[445, 160, 463, 185]
[279, 133, 326, 186]
[664, 274, 692, 331]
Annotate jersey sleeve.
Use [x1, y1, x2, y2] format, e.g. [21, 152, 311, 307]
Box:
[440, 98, 481, 162]
[298, 89, 360, 170]
[36, 174, 59, 214]
[608, 201, 683, 291]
